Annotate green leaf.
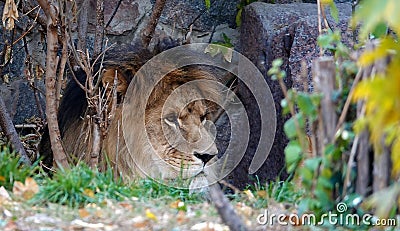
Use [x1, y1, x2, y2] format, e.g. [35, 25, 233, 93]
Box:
[297, 92, 316, 116]
[284, 117, 297, 139]
[329, 2, 339, 23]
[317, 33, 334, 49]
[371, 22, 388, 38]
[204, 44, 221, 57]
[304, 157, 322, 171]
[236, 9, 242, 27]
[285, 141, 302, 165]
[272, 58, 283, 67]
[205, 0, 211, 9]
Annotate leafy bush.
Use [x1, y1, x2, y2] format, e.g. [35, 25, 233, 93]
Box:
[0, 147, 37, 190]
[268, 0, 400, 226]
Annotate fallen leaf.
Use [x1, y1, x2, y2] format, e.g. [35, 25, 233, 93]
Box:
[4, 220, 17, 231]
[243, 189, 255, 201]
[79, 208, 90, 218]
[256, 190, 267, 198]
[12, 178, 39, 200]
[83, 188, 95, 198]
[25, 178, 39, 191]
[236, 202, 253, 216]
[145, 208, 157, 221]
[176, 210, 187, 224]
[132, 216, 150, 228]
[118, 201, 133, 209]
[1, 0, 19, 30]
[170, 200, 181, 209]
[170, 200, 185, 210]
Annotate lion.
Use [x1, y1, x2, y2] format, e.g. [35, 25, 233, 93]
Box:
[40, 47, 224, 188]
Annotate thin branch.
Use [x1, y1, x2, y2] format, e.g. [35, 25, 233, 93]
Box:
[38, 0, 70, 169]
[12, 7, 41, 46]
[141, 0, 167, 48]
[209, 183, 248, 231]
[0, 95, 31, 165]
[105, 0, 123, 29]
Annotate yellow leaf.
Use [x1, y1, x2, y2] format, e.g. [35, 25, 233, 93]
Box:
[145, 208, 157, 221]
[243, 189, 255, 201]
[0, 176, 5, 182]
[391, 138, 400, 176]
[256, 190, 267, 198]
[320, 0, 333, 4]
[358, 39, 400, 67]
[83, 189, 95, 198]
[79, 208, 90, 218]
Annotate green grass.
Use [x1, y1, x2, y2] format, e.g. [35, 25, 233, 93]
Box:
[31, 164, 129, 207]
[30, 163, 204, 208]
[0, 147, 38, 190]
[228, 177, 304, 209]
[0, 146, 301, 209]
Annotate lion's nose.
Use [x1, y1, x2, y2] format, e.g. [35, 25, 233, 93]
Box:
[194, 152, 215, 164]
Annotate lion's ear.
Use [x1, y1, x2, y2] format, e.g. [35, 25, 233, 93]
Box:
[102, 68, 129, 95]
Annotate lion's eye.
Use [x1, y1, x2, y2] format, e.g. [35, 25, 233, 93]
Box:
[164, 114, 178, 127]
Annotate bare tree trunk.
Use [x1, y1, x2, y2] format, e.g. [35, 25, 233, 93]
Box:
[313, 57, 337, 156]
[373, 138, 391, 193]
[209, 184, 248, 231]
[356, 129, 371, 196]
[93, 0, 104, 57]
[37, 0, 69, 169]
[0, 96, 31, 165]
[141, 0, 167, 48]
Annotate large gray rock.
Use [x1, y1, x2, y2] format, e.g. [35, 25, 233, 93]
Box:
[0, 2, 46, 125]
[225, 2, 353, 188]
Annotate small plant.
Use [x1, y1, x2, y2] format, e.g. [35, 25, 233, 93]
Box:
[31, 164, 132, 207]
[0, 147, 37, 190]
[236, 0, 258, 27]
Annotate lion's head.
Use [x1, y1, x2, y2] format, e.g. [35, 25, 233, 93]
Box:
[103, 65, 222, 187]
